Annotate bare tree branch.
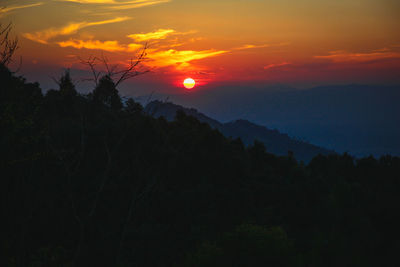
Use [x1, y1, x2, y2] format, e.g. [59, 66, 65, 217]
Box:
[0, 22, 19, 67]
[78, 55, 102, 86]
[78, 43, 150, 88]
[114, 43, 150, 87]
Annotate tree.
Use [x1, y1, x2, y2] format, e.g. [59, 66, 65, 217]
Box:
[125, 98, 143, 114]
[0, 22, 19, 67]
[79, 46, 149, 111]
[93, 75, 122, 110]
[182, 224, 299, 267]
[79, 44, 149, 87]
[57, 69, 77, 98]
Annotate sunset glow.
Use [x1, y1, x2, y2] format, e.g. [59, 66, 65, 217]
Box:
[1, 0, 399, 90]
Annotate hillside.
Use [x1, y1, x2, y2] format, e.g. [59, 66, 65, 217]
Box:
[149, 84, 400, 157]
[146, 100, 333, 162]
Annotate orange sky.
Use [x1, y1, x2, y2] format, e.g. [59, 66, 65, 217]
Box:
[2, 0, 400, 91]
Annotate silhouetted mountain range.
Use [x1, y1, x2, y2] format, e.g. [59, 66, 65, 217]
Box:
[135, 84, 400, 157]
[146, 100, 334, 162]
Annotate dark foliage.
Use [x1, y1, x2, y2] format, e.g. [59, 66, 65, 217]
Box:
[92, 75, 123, 110]
[1, 65, 400, 267]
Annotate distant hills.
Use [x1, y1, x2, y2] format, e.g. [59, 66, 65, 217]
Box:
[146, 100, 334, 162]
[136, 84, 400, 157]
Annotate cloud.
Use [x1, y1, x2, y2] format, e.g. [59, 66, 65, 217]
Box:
[60, 0, 158, 4]
[60, 0, 123, 3]
[233, 42, 290, 51]
[0, 2, 43, 16]
[58, 0, 170, 9]
[56, 39, 226, 71]
[108, 0, 170, 10]
[146, 49, 227, 70]
[50, 24, 225, 71]
[57, 39, 142, 52]
[314, 50, 400, 63]
[233, 44, 271, 50]
[127, 29, 175, 42]
[263, 62, 290, 69]
[23, 17, 131, 44]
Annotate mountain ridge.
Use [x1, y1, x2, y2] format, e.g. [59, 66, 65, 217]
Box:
[145, 100, 334, 162]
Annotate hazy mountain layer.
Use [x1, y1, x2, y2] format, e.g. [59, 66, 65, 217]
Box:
[146, 100, 334, 162]
[137, 84, 400, 157]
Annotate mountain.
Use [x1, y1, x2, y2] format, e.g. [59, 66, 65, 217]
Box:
[136, 84, 400, 157]
[145, 100, 334, 162]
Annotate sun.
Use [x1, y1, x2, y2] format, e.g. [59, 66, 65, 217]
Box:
[183, 78, 195, 89]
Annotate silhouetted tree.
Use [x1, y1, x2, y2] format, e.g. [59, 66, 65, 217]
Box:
[125, 98, 143, 114]
[57, 69, 77, 98]
[79, 44, 149, 87]
[182, 224, 299, 267]
[92, 75, 122, 110]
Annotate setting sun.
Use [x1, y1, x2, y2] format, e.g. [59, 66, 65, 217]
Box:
[183, 78, 195, 89]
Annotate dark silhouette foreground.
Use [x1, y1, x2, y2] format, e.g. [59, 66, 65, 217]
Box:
[1, 66, 400, 267]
